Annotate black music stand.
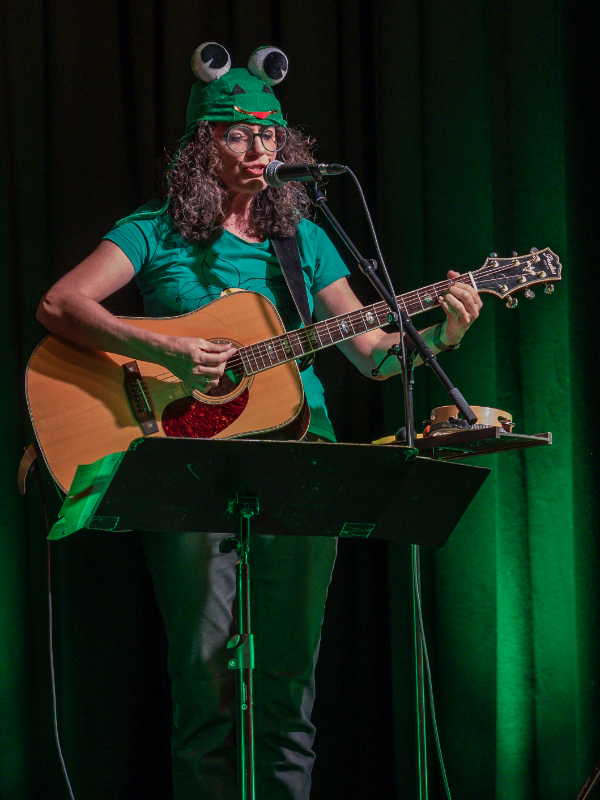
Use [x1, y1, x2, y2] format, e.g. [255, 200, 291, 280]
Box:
[92, 437, 490, 800]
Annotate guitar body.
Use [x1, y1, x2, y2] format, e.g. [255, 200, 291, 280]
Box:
[26, 291, 308, 492]
[26, 247, 563, 492]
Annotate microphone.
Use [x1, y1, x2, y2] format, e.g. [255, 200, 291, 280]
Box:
[264, 160, 346, 187]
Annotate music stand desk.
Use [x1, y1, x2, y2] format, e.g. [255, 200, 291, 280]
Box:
[92, 437, 490, 548]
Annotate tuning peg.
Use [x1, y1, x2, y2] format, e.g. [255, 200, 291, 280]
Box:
[530, 247, 539, 253]
[544, 283, 554, 295]
[511, 251, 518, 257]
[524, 289, 535, 299]
[506, 296, 518, 308]
[490, 252, 498, 258]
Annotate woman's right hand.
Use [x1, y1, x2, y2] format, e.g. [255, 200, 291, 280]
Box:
[155, 336, 238, 392]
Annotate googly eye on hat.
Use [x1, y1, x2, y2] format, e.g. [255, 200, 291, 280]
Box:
[248, 46, 289, 86]
[192, 42, 232, 82]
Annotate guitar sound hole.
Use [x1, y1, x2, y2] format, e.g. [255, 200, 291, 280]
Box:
[206, 360, 245, 398]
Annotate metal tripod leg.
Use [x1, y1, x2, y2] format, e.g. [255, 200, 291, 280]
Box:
[220, 496, 259, 800]
[412, 543, 428, 800]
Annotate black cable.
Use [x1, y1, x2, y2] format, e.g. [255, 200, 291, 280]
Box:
[342, 167, 454, 798]
[31, 463, 76, 800]
[413, 555, 453, 800]
[342, 167, 401, 310]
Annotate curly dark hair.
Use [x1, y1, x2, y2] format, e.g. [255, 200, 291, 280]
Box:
[166, 120, 317, 243]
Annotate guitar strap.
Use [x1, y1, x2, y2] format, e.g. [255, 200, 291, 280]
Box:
[271, 236, 315, 372]
[17, 441, 41, 495]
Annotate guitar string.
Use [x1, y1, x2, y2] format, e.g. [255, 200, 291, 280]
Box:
[230, 263, 547, 371]
[152, 263, 530, 380]
[148, 271, 550, 397]
[133, 261, 555, 403]
[241, 259, 553, 365]
[159, 262, 549, 374]
[165, 268, 543, 379]
[218, 269, 518, 371]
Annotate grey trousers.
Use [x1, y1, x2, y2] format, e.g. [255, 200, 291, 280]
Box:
[141, 529, 337, 800]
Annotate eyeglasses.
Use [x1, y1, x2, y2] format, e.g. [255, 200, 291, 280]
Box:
[222, 125, 287, 153]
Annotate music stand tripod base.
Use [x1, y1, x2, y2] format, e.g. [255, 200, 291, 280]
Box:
[220, 496, 258, 800]
[90, 437, 489, 800]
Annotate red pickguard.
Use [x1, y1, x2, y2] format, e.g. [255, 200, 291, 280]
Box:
[161, 390, 250, 438]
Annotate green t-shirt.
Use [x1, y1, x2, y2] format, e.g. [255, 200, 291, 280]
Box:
[103, 208, 350, 441]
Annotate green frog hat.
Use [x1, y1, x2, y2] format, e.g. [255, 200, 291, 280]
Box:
[186, 42, 288, 130]
[117, 42, 289, 226]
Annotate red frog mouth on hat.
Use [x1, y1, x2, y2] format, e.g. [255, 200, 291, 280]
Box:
[233, 105, 279, 120]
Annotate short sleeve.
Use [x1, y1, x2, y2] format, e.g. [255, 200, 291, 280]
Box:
[103, 203, 163, 274]
[298, 219, 350, 295]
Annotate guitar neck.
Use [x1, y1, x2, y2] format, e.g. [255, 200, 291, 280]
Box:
[238, 247, 562, 375]
[239, 277, 459, 375]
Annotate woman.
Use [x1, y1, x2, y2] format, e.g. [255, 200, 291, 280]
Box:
[37, 43, 481, 800]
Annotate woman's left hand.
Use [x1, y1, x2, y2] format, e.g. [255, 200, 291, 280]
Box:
[438, 269, 483, 345]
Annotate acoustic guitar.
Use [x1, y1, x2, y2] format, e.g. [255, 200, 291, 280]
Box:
[26, 248, 562, 491]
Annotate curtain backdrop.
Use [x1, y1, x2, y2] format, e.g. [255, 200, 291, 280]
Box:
[2, 2, 599, 798]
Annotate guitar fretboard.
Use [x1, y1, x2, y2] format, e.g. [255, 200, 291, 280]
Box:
[239, 276, 465, 375]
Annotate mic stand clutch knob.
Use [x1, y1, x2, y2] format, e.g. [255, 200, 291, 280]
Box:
[371, 344, 402, 377]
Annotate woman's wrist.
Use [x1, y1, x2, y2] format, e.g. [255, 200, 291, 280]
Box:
[432, 320, 461, 351]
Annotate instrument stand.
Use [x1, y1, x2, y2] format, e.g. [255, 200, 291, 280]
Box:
[89, 436, 489, 800]
[306, 177, 478, 800]
[219, 496, 259, 800]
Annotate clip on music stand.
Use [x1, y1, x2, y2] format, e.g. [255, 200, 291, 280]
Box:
[92, 436, 490, 800]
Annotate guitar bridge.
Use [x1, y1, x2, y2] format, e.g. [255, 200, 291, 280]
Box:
[123, 361, 159, 435]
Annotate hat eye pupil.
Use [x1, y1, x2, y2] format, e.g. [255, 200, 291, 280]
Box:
[201, 43, 229, 69]
[263, 51, 287, 81]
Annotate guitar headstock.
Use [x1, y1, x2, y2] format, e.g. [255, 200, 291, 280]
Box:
[472, 248, 562, 306]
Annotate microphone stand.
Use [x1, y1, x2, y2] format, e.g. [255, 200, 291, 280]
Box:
[305, 177, 476, 800]
[304, 179, 477, 431]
